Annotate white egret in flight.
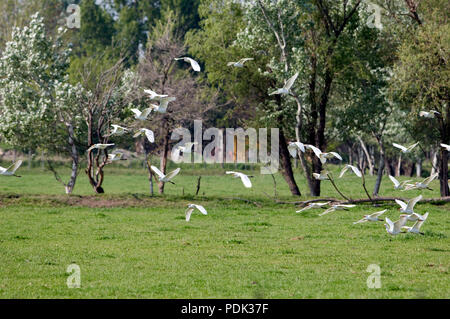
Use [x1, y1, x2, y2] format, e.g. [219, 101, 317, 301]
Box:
[392, 142, 419, 153]
[395, 195, 422, 215]
[306, 144, 342, 164]
[339, 165, 362, 178]
[131, 108, 152, 121]
[174, 57, 201, 72]
[185, 204, 208, 222]
[419, 110, 440, 118]
[110, 124, 129, 136]
[353, 209, 387, 224]
[402, 212, 429, 235]
[269, 72, 299, 96]
[227, 58, 254, 68]
[133, 128, 155, 143]
[296, 202, 330, 213]
[287, 142, 306, 158]
[319, 204, 356, 216]
[384, 215, 409, 235]
[0, 160, 23, 177]
[226, 171, 252, 188]
[388, 175, 411, 190]
[151, 166, 181, 184]
[403, 173, 438, 191]
[88, 144, 115, 152]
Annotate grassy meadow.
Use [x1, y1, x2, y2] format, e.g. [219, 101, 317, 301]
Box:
[0, 162, 449, 298]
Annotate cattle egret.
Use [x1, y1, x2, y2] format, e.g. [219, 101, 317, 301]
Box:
[144, 89, 176, 108]
[339, 165, 362, 178]
[384, 215, 409, 235]
[175, 57, 201, 72]
[107, 151, 125, 163]
[269, 72, 299, 96]
[151, 166, 180, 184]
[288, 142, 306, 158]
[110, 124, 128, 136]
[227, 58, 254, 68]
[144, 89, 168, 100]
[88, 143, 115, 152]
[440, 143, 450, 151]
[319, 204, 356, 216]
[133, 128, 155, 143]
[402, 212, 429, 235]
[185, 204, 208, 222]
[395, 195, 422, 214]
[392, 142, 419, 153]
[131, 108, 152, 121]
[226, 171, 252, 188]
[313, 170, 330, 180]
[403, 173, 438, 191]
[388, 175, 411, 190]
[306, 144, 342, 164]
[353, 209, 387, 224]
[419, 110, 440, 118]
[296, 202, 330, 213]
[0, 160, 22, 177]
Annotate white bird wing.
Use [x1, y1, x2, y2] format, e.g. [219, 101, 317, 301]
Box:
[151, 165, 165, 178]
[329, 152, 342, 161]
[395, 199, 408, 210]
[350, 165, 362, 177]
[185, 207, 194, 221]
[392, 143, 408, 152]
[269, 89, 283, 96]
[144, 129, 155, 143]
[412, 212, 428, 231]
[370, 209, 387, 218]
[338, 204, 356, 208]
[423, 173, 438, 185]
[440, 143, 450, 150]
[283, 72, 299, 91]
[287, 143, 299, 158]
[227, 61, 236, 66]
[131, 108, 142, 117]
[419, 111, 428, 117]
[394, 215, 409, 232]
[238, 173, 252, 188]
[389, 175, 400, 187]
[226, 171, 237, 176]
[141, 108, 152, 119]
[193, 204, 208, 215]
[166, 168, 181, 180]
[238, 58, 253, 64]
[9, 160, 23, 174]
[319, 207, 335, 216]
[0, 166, 6, 174]
[385, 217, 394, 231]
[187, 58, 201, 72]
[407, 142, 419, 151]
[296, 205, 312, 213]
[306, 144, 323, 159]
[406, 195, 422, 211]
[339, 166, 349, 178]
[353, 218, 368, 224]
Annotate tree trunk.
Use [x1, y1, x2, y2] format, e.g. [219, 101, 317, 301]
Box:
[395, 154, 402, 177]
[279, 129, 301, 196]
[439, 148, 449, 196]
[415, 158, 422, 177]
[357, 136, 374, 176]
[373, 135, 385, 196]
[65, 124, 79, 194]
[159, 125, 170, 194]
[431, 150, 439, 175]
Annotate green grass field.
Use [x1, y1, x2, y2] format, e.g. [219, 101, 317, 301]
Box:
[0, 163, 449, 298]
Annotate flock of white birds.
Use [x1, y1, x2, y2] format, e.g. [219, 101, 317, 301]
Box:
[0, 57, 445, 230]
